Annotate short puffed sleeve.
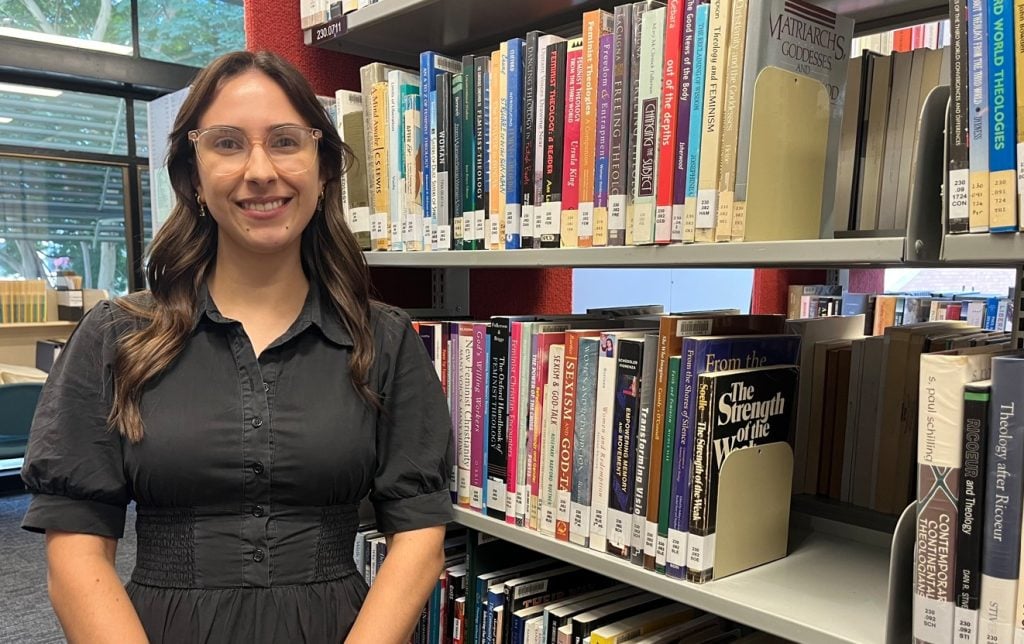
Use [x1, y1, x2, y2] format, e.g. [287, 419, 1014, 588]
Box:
[368, 305, 454, 534]
[21, 300, 130, 538]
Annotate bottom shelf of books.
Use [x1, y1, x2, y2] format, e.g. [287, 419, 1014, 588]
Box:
[453, 506, 894, 644]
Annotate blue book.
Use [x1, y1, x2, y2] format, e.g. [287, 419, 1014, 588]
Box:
[683, 3, 709, 241]
[485, 586, 505, 644]
[980, 355, 1024, 640]
[420, 52, 462, 249]
[987, 0, 1017, 233]
[505, 38, 526, 248]
[664, 334, 801, 579]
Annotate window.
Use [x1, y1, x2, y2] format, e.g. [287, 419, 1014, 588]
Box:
[573, 269, 755, 314]
[0, 0, 133, 54]
[0, 82, 129, 156]
[137, 0, 246, 67]
[0, 156, 129, 295]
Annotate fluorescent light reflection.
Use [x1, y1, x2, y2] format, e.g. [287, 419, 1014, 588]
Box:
[0, 83, 63, 98]
[0, 117, 12, 124]
[0, 26, 132, 55]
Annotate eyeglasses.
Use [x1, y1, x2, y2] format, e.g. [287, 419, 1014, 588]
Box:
[188, 125, 322, 176]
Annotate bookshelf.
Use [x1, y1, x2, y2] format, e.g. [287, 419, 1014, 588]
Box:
[455, 507, 894, 644]
[304, 0, 1024, 642]
[305, 0, 949, 66]
[0, 321, 75, 368]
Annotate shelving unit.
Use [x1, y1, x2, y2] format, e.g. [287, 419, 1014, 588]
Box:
[455, 507, 892, 644]
[942, 232, 1024, 265]
[305, 0, 947, 66]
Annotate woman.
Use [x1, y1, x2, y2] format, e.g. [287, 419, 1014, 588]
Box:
[21, 50, 453, 643]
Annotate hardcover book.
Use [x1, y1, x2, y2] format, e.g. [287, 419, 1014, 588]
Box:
[686, 364, 799, 583]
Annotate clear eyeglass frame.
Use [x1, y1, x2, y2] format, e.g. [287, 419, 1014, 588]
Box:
[188, 125, 323, 176]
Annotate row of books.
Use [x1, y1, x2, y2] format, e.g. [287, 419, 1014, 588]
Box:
[786, 284, 1014, 337]
[913, 353, 1024, 644]
[412, 308, 801, 584]
[946, 0, 1024, 235]
[0, 279, 47, 324]
[299, 0, 376, 29]
[789, 316, 1010, 513]
[836, 44, 950, 234]
[337, 0, 857, 252]
[376, 527, 783, 644]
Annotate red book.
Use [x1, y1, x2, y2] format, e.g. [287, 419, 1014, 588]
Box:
[655, 0, 685, 244]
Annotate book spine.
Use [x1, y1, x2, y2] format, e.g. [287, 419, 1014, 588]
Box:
[403, 92, 425, 251]
[686, 373, 716, 581]
[950, 0, 971, 234]
[716, 0, 750, 243]
[506, 38, 526, 249]
[589, 333, 619, 552]
[522, 33, 540, 249]
[979, 358, 1024, 642]
[540, 41, 568, 249]
[452, 72, 466, 251]
[656, 355, 682, 574]
[630, 334, 659, 566]
[533, 36, 558, 249]
[541, 343, 566, 536]
[457, 324, 473, 507]
[369, 81, 390, 250]
[578, 10, 613, 248]
[655, 0, 686, 245]
[335, 89, 372, 248]
[969, 0, 991, 233]
[517, 323, 536, 526]
[571, 338, 600, 547]
[683, 4, 710, 243]
[436, 72, 453, 250]
[695, 0, 733, 243]
[632, 7, 666, 246]
[988, 0, 1018, 233]
[592, 33, 615, 248]
[1016, 0, 1024, 230]
[491, 48, 504, 249]
[607, 338, 643, 559]
[487, 319, 512, 521]
[420, 54, 434, 250]
[387, 72, 406, 252]
[526, 332, 543, 529]
[608, 6, 632, 246]
[557, 335, 581, 541]
[666, 343, 696, 578]
[506, 322, 523, 523]
[672, 0, 701, 243]
[475, 57, 489, 250]
[561, 42, 585, 248]
[957, 383, 989, 644]
[461, 55, 477, 250]
[470, 323, 488, 511]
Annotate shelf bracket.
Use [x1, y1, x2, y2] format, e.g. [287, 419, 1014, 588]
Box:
[430, 267, 469, 317]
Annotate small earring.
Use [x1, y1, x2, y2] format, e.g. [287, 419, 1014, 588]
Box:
[196, 193, 207, 218]
[316, 189, 325, 213]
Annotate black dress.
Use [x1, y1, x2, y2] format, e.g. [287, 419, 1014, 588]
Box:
[21, 285, 454, 643]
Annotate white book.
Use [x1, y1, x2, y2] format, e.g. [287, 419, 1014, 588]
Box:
[386, 70, 418, 252]
[914, 352, 997, 644]
[541, 344, 566, 536]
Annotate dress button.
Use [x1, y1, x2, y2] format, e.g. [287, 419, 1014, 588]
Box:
[251, 416, 263, 428]
[252, 505, 265, 517]
[263, 382, 270, 392]
[252, 461, 264, 475]
[253, 548, 265, 562]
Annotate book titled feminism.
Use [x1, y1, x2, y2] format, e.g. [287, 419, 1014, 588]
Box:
[686, 364, 798, 583]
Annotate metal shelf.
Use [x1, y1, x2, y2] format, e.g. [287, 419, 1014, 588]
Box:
[364, 237, 918, 269]
[941, 233, 1024, 265]
[454, 507, 891, 644]
[306, 0, 948, 66]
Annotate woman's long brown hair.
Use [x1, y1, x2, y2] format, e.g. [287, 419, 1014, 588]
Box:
[110, 50, 376, 442]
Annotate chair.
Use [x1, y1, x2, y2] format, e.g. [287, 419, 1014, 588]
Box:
[0, 382, 43, 460]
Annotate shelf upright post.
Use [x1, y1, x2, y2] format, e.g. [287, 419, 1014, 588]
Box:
[1015, 266, 1024, 349]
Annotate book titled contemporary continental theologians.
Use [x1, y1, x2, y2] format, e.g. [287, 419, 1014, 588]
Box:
[733, 0, 855, 240]
[686, 363, 798, 584]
